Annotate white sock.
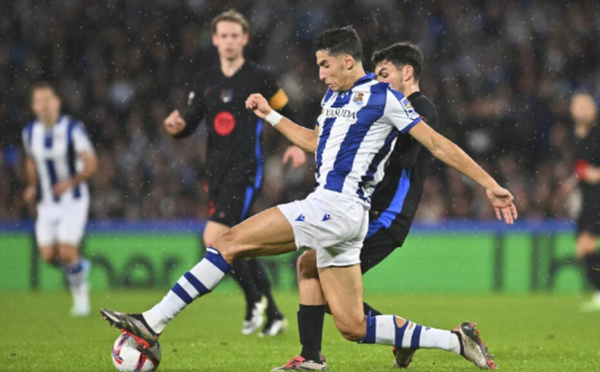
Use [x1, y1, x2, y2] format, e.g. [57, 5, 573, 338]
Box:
[361, 314, 461, 354]
[64, 259, 86, 289]
[143, 248, 231, 333]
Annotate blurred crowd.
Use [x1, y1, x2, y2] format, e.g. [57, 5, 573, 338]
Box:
[1, 0, 599, 222]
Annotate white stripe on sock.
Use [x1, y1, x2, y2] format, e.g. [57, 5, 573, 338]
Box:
[178, 276, 200, 298]
[400, 321, 415, 348]
[192, 259, 227, 289]
[374, 315, 396, 345]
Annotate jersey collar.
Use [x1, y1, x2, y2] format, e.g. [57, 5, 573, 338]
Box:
[351, 73, 375, 89]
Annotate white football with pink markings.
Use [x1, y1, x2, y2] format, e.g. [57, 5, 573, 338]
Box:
[111, 332, 161, 372]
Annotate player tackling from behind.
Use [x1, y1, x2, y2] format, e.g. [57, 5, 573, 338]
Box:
[101, 27, 517, 370]
[23, 82, 97, 316]
[163, 9, 305, 336]
[570, 92, 600, 311]
[274, 42, 441, 371]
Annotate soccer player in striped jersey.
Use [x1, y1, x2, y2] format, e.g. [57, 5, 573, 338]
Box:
[101, 27, 516, 370]
[276, 42, 440, 371]
[23, 82, 97, 316]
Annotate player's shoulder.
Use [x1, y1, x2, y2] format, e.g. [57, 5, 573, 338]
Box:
[62, 115, 84, 128]
[244, 61, 272, 77]
[23, 119, 37, 134]
[408, 92, 439, 127]
[382, 85, 411, 107]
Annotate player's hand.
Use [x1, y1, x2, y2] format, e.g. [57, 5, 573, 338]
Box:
[23, 185, 37, 205]
[53, 180, 73, 197]
[164, 110, 186, 135]
[283, 145, 307, 169]
[245, 93, 271, 119]
[485, 187, 518, 225]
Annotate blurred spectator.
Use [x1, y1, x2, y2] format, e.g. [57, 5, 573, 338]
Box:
[1, 0, 599, 222]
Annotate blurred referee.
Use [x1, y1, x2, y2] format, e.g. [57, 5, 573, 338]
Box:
[163, 10, 304, 336]
[570, 92, 600, 312]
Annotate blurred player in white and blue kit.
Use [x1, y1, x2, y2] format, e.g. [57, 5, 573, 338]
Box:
[22, 82, 98, 316]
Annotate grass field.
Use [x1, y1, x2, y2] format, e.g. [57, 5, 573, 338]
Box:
[1, 290, 599, 372]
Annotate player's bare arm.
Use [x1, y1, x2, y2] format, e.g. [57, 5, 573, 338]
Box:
[53, 152, 98, 197]
[23, 156, 38, 205]
[246, 93, 318, 153]
[408, 121, 518, 224]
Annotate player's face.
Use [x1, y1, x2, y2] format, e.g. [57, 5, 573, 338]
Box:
[212, 21, 248, 60]
[375, 61, 403, 92]
[31, 88, 61, 124]
[316, 51, 349, 92]
[570, 94, 598, 125]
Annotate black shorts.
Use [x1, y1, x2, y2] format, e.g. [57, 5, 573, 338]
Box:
[577, 204, 600, 235]
[360, 228, 402, 274]
[208, 181, 260, 227]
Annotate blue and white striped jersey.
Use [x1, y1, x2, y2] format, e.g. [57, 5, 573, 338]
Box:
[22, 115, 94, 205]
[314, 73, 421, 205]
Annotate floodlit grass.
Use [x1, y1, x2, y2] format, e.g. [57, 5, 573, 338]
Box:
[1, 290, 599, 371]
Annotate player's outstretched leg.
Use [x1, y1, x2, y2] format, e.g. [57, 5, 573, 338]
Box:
[320, 265, 498, 370]
[100, 207, 297, 346]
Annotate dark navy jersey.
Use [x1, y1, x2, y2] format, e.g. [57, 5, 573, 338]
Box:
[367, 91, 439, 245]
[176, 61, 292, 188]
[575, 124, 600, 208]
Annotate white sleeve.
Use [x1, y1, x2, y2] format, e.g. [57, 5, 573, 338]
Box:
[384, 89, 422, 133]
[73, 123, 95, 154]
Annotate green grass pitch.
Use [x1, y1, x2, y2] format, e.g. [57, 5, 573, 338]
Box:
[2, 291, 599, 371]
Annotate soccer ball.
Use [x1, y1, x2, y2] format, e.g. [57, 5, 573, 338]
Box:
[111, 332, 161, 372]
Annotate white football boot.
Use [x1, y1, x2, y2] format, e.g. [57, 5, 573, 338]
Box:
[242, 297, 266, 335]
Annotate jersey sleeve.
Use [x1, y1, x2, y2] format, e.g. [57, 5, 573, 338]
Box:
[260, 70, 288, 111]
[384, 88, 422, 133]
[22, 125, 33, 156]
[176, 76, 206, 139]
[72, 122, 95, 154]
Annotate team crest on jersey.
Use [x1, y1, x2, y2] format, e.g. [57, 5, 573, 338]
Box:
[353, 93, 365, 105]
[220, 88, 234, 103]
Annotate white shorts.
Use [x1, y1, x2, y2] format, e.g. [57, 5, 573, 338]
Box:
[35, 198, 89, 247]
[278, 190, 369, 268]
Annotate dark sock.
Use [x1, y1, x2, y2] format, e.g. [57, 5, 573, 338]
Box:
[298, 304, 326, 362]
[363, 301, 383, 316]
[248, 258, 282, 319]
[230, 260, 262, 320]
[584, 251, 600, 290]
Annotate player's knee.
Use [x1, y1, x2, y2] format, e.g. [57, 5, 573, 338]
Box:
[337, 322, 366, 342]
[214, 230, 240, 262]
[297, 251, 318, 280]
[38, 247, 57, 263]
[333, 316, 366, 342]
[58, 244, 78, 264]
[576, 236, 597, 260]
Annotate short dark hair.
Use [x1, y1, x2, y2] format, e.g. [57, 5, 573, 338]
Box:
[314, 26, 363, 61]
[372, 42, 425, 81]
[211, 9, 250, 34]
[30, 81, 58, 100]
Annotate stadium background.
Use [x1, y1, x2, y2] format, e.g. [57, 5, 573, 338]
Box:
[1, 1, 598, 294]
[2, 2, 600, 371]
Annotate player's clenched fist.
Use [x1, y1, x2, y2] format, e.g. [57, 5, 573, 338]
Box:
[164, 110, 186, 135]
[245, 93, 271, 119]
